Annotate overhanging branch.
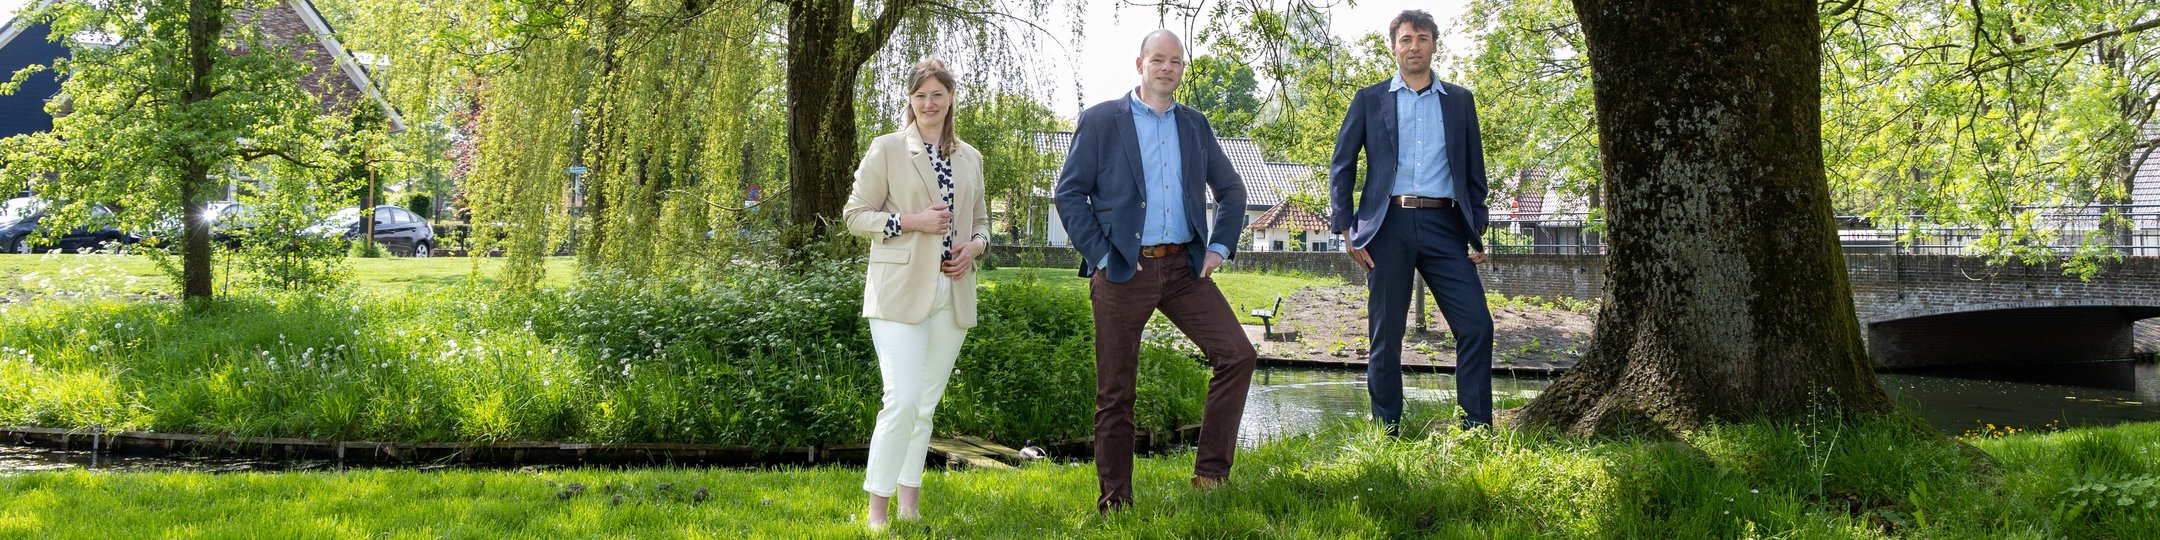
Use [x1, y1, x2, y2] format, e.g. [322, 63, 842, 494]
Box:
[1966, 18, 2160, 76]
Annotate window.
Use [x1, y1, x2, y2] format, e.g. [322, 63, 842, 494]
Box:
[1272, 240, 1285, 251]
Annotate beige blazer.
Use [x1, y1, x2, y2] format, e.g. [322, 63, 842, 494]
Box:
[843, 126, 990, 328]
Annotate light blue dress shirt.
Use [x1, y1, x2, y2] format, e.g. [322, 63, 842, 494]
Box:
[1130, 91, 1191, 248]
[1096, 91, 1229, 269]
[1389, 73, 1452, 199]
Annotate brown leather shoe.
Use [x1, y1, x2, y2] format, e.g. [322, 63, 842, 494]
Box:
[1190, 476, 1226, 491]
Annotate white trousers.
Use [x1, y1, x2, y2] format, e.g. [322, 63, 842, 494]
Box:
[862, 277, 965, 497]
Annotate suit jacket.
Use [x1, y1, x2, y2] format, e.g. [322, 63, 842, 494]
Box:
[842, 126, 990, 328]
[1328, 78, 1489, 251]
[1053, 97, 1246, 283]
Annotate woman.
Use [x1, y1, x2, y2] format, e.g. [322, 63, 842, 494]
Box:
[840, 58, 990, 530]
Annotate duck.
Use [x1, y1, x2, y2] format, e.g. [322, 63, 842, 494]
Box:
[1018, 440, 1048, 460]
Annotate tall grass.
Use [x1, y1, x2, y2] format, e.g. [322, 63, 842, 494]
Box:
[0, 256, 1216, 447]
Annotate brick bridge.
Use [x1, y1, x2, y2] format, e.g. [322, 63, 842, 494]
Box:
[990, 247, 2160, 369]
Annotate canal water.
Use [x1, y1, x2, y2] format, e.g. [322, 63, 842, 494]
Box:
[1238, 360, 2160, 446]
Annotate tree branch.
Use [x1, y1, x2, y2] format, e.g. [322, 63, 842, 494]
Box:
[239, 148, 327, 169]
[920, 0, 1059, 44]
[1966, 18, 2160, 76]
[1822, 0, 1862, 20]
[852, 0, 926, 62]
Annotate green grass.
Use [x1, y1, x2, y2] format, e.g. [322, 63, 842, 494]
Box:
[3, 414, 2154, 538]
[0, 253, 577, 295]
[980, 266, 1337, 325]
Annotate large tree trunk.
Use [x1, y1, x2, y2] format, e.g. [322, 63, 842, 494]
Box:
[178, 0, 226, 302]
[1508, 0, 1893, 436]
[781, 0, 917, 247]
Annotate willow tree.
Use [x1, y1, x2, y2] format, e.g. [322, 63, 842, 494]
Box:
[955, 90, 1064, 243]
[0, 0, 352, 302]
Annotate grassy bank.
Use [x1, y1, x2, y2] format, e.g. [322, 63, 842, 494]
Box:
[0, 260, 1330, 447]
[3, 414, 2154, 538]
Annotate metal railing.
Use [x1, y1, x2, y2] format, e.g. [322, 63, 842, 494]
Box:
[1481, 207, 2160, 257]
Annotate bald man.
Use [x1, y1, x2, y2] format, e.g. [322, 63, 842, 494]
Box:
[1052, 29, 1254, 513]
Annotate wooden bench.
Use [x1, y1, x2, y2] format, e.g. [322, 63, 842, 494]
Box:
[1252, 294, 1284, 339]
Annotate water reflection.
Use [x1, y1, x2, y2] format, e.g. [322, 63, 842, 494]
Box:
[1245, 360, 2160, 444]
[0, 443, 344, 474]
[1880, 360, 2160, 433]
[1238, 368, 1549, 447]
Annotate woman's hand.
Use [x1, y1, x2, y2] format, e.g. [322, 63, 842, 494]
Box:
[943, 239, 984, 278]
[899, 203, 952, 234]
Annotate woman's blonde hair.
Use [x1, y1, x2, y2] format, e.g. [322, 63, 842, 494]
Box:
[904, 58, 959, 158]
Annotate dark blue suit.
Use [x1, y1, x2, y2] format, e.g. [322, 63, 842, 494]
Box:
[1329, 78, 1495, 427]
[1054, 95, 1256, 512]
[1054, 98, 1246, 282]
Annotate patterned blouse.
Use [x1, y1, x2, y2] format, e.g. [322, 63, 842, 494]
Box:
[879, 144, 967, 262]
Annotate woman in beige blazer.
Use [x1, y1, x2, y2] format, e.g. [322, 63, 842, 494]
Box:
[840, 58, 989, 530]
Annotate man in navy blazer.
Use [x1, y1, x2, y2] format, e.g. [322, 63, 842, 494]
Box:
[1330, 10, 1495, 432]
[1053, 29, 1256, 513]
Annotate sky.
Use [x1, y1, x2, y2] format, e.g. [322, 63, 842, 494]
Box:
[3, 0, 1473, 119]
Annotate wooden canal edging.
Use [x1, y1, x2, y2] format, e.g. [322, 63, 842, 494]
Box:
[4, 422, 1210, 471]
[4, 425, 841, 468]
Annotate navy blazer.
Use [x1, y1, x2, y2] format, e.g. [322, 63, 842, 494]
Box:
[1328, 78, 1489, 252]
[1053, 97, 1247, 283]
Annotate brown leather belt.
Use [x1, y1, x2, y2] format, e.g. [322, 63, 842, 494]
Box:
[1139, 244, 1186, 259]
[1392, 195, 1457, 208]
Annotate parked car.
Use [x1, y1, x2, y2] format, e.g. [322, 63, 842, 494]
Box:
[199, 201, 259, 247]
[306, 205, 436, 257]
[0, 197, 142, 254]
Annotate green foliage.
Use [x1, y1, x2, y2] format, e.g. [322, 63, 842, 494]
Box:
[1482, 226, 1536, 254]
[0, 0, 363, 299]
[955, 91, 1066, 245]
[941, 272, 1208, 443]
[2061, 474, 2160, 517]
[0, 255, 1207, 447]
[1820, 0, 2160, 266]
[403, 194, 433, 220]
[1453, 0, 2160, 271]
[1178, 54, 1261, 137]
[1454, 0, 1599, 208]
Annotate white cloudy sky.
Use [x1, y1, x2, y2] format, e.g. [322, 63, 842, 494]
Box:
[4, 0, 1473, 119]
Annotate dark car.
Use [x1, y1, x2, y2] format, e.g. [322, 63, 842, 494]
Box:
[0, 197, 141, 254]
[307, 205, 436, 257]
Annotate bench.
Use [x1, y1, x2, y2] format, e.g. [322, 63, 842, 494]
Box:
[1251, 294, 1284, 339]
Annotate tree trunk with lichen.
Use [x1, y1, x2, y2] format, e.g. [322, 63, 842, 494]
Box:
[1505, 0, 1895, 436]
